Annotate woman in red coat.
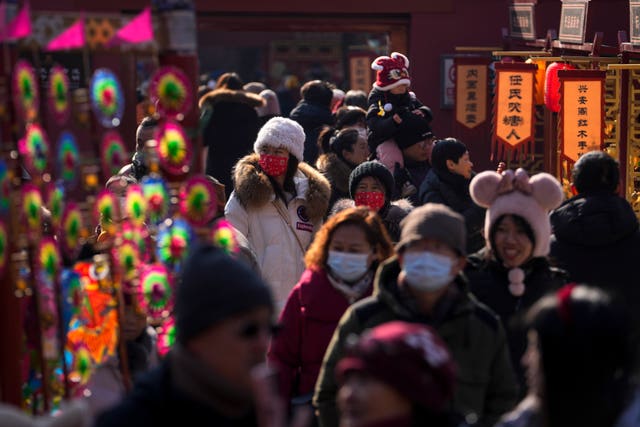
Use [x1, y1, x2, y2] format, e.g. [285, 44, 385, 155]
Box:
[268, 207, 394, 411]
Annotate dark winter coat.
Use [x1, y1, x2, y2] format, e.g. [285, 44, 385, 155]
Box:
[314, 257, 519, 427]
[316, 153, 354, 210]
[330, 198, 413, 243]
[466, 249, 566, 393]
[550, 192, 640, 293]
[200, 88, 265, 197]
[95, 347, 258, 427]
[419, 169, 485, 254]
[366, 88, 430, 151]
[290, 102, 334, 164]
[392, 158, 431, 206]
[550, 192, 640, 368]
[267, 268, 373, 403]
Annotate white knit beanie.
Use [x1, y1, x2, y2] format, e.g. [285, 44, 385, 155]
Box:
[254, 117, 305, 162]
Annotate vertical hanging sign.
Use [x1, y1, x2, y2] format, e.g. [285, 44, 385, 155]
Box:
[455, 57, 489, 129]
[492, 62, 537, 159]
[559, 69, 605, 163]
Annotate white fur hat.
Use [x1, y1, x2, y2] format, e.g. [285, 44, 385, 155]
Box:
[254, 117, 305, 162]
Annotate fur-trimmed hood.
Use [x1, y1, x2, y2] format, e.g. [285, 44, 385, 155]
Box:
[198, 88, 265, 109]
[232, 153, 331, 221]
[316, 153, 352, 195]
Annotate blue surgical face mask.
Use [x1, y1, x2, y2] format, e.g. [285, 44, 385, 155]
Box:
[327, 250, 371, 282]
[402, 251, 455, 292]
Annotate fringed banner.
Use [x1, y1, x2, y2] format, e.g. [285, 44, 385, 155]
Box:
[558, 69, 606, 184]
[492, 62, 537, 161]
[455, 57, 490, 129]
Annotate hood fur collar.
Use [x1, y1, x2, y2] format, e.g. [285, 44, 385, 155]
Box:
[232, 153, 331, 222]
[198, 88, 265, 109]
[316, 153, 352, 194]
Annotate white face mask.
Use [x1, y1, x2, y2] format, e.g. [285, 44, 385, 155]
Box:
[402, 251, 455, 292]
[327, 250, 371, 282]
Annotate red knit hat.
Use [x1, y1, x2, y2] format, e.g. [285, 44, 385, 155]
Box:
[371, 52, 411, 91]
[336, 321, 456, 412]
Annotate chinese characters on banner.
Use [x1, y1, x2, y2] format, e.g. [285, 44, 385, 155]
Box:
[492, 62, 537, 160]
[559, 69, 605, 163]
[455, 58, 489, 129]
[349, 55, 374, 93]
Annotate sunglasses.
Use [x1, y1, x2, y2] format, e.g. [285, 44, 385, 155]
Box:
[237, 322, 281, 339]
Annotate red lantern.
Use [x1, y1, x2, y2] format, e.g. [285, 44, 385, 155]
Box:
[544, 62, 576, 112]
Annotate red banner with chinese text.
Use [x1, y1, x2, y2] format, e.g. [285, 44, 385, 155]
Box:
[559, 69, 605, 164]
[492, 62, 537, 160]
[455, 57, 490, 129]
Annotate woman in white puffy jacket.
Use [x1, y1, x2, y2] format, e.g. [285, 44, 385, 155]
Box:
[225, 117, 331, 309]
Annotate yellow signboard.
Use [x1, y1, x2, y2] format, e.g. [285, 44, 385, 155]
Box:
[456, 64, 488, 129]
[493, 63, 536, 153]
[560, 71, 605, 162]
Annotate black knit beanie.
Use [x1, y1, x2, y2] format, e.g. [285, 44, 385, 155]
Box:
[394, 114, 432, 150]
[349, 161, 395, 199]
[431, 138, 468, 173]
[176, 244, 273, 344]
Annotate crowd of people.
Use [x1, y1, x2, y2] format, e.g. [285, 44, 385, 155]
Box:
[9, 51, 640, 427]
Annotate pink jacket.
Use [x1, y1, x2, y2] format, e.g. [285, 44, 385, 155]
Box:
[267, 268, 372, 401]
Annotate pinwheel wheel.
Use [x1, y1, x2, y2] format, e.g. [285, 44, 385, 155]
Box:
[137, 264, 173, 321]
[149, 66, 193, 120]
[155, 121, 192, 176]
[57, 132, 80, 184]
[180, 175, 217, 226]
[48, 65, 71, 124]
[90, 68, 124, 128]
[13, 60, 39, 122]
[19, 124, 50, 176]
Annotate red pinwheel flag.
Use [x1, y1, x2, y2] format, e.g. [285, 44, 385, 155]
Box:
[3, 1, 31, 41]
[45, 18, 84, 51]
[107, 7, 153, 47]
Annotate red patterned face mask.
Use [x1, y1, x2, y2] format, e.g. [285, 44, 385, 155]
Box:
[259, 154, 288, 177]
[354, 191, 385, 212]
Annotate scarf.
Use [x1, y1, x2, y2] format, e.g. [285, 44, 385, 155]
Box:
[327, 270, 374, 304]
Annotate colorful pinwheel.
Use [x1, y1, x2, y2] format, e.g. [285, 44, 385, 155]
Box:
[0, 221, 7, 277]
[39, 238, 61, 282]
[94, 190, 119, 234]
[61, 203, 83, 257]
[68, 343, 93, 385]
[155, 121, 192, 176]
[212, 219, 239, 255]
[19, 124, 50, 176]
[121, 221, 151, 263]
[45, 184, 64, 231]
[48, 65, 71, 125]
[180, 175, 217, 226]
[13, 60, 39, 122]
[156, 219, 192, 271]
[0, 160, 9, 215]
[137, 264, 173, 321]
[22, 184, 42, 234]
[149, 66, 193, 120]
[100, 131, 128, 181]
[157, 317, 176, 356]
[114, 239, 139, 284]
[141, 175, 169, 224]
[57, 132, 80, 184]
[90, 68, 124, 128]
[124, 184, 147, 227]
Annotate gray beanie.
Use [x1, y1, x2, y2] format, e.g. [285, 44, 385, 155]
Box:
[396, 204, 466, 256]
[176, 244, 273, 344]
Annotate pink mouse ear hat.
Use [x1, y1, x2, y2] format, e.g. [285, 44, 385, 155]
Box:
[470, 168, 564, 296]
